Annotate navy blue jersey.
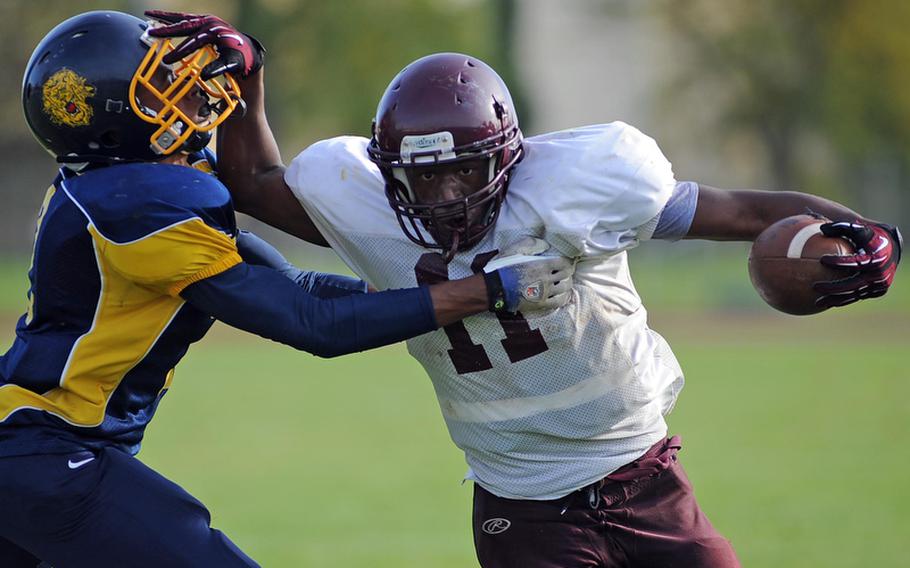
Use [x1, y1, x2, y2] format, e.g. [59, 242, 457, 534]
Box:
[0, 152, 240, 456]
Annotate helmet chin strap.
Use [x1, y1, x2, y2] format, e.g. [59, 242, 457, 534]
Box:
[180, 129, 212, 153]
[442, 231, 461, 264]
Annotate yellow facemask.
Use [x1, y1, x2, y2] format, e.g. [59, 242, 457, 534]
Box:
[129, 29, 242, 155]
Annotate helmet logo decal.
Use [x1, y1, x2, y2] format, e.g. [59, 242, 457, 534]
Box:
[401, 131, 455, 164]
[42, 68, 95, 127]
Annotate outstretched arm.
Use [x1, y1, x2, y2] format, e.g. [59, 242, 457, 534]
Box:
[236, 230, 368, 298]
[181, 263, 490, 357]
[681, 184, 901, 307]
[686, 186, 865, 241]
[181, 248, 574, 358]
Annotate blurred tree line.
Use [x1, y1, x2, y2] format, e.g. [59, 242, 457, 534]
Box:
[229, 0, 526, 147]
[650, 0, 910, 217]
[1, 0, 519, 148]
[0, 0, 517, 253]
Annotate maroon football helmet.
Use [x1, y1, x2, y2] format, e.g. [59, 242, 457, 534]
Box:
[368, 53, 523, 259]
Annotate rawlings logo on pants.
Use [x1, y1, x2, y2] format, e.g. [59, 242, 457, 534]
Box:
[481, 518, 511, 535]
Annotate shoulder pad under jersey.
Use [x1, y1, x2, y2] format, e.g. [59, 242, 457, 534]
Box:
[285, 136, 380, 195]
[515, 122, 676, 232]
[285, 136, 393, 233]
[59, 162, 236, 243]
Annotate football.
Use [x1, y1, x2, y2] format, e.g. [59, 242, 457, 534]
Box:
[748, 214, 855, 315]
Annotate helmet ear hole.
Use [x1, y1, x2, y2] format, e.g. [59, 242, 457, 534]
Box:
[99, 130, 121, 148]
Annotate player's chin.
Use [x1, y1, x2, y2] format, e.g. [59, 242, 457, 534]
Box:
[464, 217, 492, 245]
[427, 226, 457, 249]
[429, 216, 485, 252]
[193, 101, 213, 124]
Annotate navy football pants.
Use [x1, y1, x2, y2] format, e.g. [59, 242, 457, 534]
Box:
[0, 445, 257, 567]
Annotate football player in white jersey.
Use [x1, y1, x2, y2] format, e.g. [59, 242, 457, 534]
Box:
[156, 13, 902, 568]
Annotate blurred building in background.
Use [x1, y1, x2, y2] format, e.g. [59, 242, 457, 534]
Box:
[2, 0, 907, 256]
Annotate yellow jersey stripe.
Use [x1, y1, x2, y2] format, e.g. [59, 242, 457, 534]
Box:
[1, 239, 184, 426]
[25, 185, 57, 325]
[94, 218, 240, 296]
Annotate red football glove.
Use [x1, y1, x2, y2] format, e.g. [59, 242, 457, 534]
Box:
[813, 221, 902, 308]
[145, 10, 264, 80]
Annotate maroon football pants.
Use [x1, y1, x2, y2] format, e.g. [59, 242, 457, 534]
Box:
[472, 437, 740, 568]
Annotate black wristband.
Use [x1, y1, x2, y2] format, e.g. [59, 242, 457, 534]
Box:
[482, 270, 507, 312]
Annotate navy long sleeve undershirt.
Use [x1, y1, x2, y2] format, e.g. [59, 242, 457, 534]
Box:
[181, 262, 437, 358]
[235, 230, 368, 298]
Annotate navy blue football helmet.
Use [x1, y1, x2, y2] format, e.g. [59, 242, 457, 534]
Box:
[22, 10, 242, 168]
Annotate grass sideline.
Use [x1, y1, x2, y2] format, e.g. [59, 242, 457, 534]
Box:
[127, 325, 910, 566]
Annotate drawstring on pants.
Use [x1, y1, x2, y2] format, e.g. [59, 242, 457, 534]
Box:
[560, 480, 604, 515]
[587, 484, 601, 509]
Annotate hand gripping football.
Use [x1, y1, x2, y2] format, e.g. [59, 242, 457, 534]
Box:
[748, 214, 855, 315]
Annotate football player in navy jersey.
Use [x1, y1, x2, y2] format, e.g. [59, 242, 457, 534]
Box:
[167, 10, 908, 568]
[0, 11, 575, 568]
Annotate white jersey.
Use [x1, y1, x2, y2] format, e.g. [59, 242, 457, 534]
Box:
[286, 122, 685, 500]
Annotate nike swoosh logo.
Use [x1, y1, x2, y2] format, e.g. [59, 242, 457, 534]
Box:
[67, 457, 95, 469]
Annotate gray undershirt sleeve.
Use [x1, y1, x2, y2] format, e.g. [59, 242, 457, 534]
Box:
[650, 181, 699, 241]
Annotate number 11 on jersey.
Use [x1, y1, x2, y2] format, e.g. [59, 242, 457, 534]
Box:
[415, 252, 549, 374]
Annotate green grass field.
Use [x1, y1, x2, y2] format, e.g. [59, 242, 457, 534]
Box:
[0, 252, 907, 567]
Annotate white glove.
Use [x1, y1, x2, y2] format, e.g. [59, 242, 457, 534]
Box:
[483, 237, 575, 312]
